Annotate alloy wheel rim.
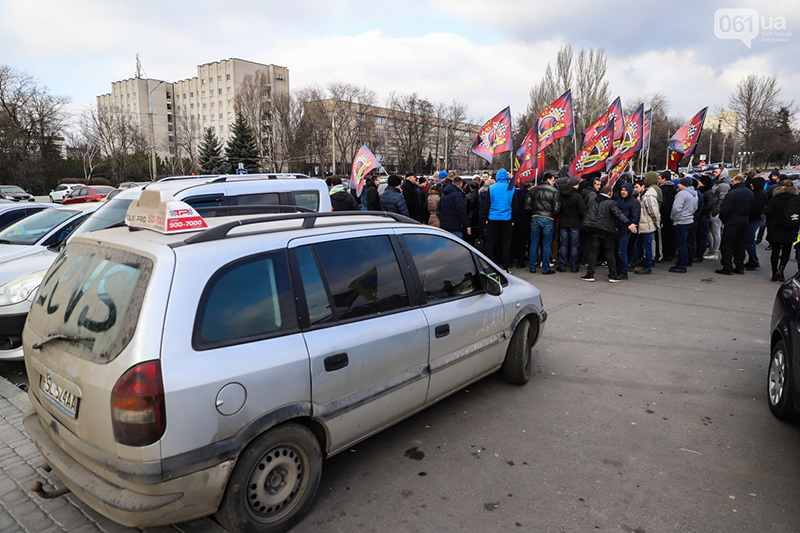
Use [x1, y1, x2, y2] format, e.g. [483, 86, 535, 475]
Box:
[769, 349, 786, 406]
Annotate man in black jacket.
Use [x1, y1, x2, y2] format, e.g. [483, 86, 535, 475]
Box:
[716, 174, 755, 275]
[581, 185, 638, 282]
[525, 172, 561, 274]
[329, 177, 359, 211]
[365, 176, 381, 211]
[401, 172, 421, 221]
[744, 176, 767, 269]
[380, 174, 409, 216]
[658, 171, 677, 261]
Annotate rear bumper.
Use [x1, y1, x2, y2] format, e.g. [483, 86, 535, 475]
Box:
[24, 409, 234, 527]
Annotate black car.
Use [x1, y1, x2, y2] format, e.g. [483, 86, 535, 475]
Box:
[769, 273, 800, 419]
[0, 185, 35, 202]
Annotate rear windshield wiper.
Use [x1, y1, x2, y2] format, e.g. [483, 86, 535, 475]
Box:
[32, 334, 95, 350]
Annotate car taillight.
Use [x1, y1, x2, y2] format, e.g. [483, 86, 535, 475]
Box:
[111, 361, 166, 446]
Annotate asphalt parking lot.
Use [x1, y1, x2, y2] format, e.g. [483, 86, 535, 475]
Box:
[1, 243, 799, 532]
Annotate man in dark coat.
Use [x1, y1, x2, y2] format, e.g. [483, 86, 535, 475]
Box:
[581, 185, 638, 282]
[715, 174, 755, 275]
[744, 176, 767, 269]
[525, 172, 561, 274]
[365, 176, 381, 211]
[763, 180, 799, 281]
[380, 174, 409, 216]
[557, 177, 585, 272]
[465, 181, 480, 246]
[401, 172, 421, 221]
[439, 176, 471, 239]
[658, 171, 677, 261]
[329, 177, 359, 211]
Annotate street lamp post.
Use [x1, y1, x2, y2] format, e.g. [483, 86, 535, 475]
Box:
[148, 80, 165, 180]
[331, 104, 348, 176]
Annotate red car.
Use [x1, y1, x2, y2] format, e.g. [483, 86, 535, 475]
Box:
[61, 186, 115, 205]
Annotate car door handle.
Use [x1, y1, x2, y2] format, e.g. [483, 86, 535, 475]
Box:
[324, 353, 349, 372]
[435, 324, 450, 338]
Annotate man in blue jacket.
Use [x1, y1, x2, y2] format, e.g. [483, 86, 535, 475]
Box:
[482, 169, 516, 272]
[439, 176, 471, 239]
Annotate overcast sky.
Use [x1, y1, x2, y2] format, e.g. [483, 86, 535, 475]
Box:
[1, 0, 797, 127]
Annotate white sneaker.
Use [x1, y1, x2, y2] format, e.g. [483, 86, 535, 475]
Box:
[703, 254, 718, 260]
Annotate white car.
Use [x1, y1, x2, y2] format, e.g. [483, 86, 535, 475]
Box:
[0, 203, 99, 360]
[49, 184, 85, 203]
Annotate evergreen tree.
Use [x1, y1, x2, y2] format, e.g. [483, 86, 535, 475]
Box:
[226, 114, 260, 173]
[197, 128, 227, 174]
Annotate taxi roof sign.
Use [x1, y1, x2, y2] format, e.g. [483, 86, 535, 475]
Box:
[125, 190, 208, 234]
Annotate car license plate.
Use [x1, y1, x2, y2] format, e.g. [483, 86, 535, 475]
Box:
[39, 372, 80, 418]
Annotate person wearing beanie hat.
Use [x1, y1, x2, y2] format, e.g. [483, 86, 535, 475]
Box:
[438, 170, 449, 181]
[669, 176, 698, 272]
[380, 174, 409, 216]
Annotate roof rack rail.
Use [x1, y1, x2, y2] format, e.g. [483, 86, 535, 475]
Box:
[183, 210, 419, 245]
[193, 205, 314, 214]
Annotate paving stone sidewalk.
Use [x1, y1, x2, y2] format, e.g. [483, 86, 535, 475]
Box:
[0, 377, 225, 533]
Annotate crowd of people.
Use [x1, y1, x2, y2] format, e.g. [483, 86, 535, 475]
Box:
[326, 165, 800, 283]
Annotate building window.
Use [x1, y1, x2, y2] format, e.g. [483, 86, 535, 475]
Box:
[276, 73, 284, 80]
[209, 78, 213, 84]
[219, 113, 223, 120]
[190, 103, 194, 109]
[202, 91, 206, 98]
[216, 88, 220, 95]
[203, 103, 207, 109]
[183, 93, 187, 99]
[217, 75, 221, 82]
[176, 105, 180, 111]
[168, 125, 173, 132]
[375, 117, 383, 125]
[166, 103, 172, 110]
[167, 114, 172, 122]
[201, 79, 205, 85]
[190, 92, 193, 98]
[220, 124, 225, 132]
[210, 102, 214, 108]
[227, 99, 232, 106]
[211, 113, 215, 120]
[227, 87, 231, 94]
[226, 74, 230, 81]
[219, 101, 223, 108]
[133, 92, 137, 98]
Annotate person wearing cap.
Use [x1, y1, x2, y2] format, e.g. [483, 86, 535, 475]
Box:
[380, 174, 409, 217]
[556, 176, 584, 272]
[669, 176, 698, 273]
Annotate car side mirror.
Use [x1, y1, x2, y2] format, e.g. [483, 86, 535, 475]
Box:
[481, 272, 503, 296]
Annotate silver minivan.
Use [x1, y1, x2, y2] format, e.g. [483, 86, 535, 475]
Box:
[24, 196, 546, 532]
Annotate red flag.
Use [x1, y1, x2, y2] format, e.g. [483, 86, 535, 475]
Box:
[606, 153, 634, 187]
[642, 109, 652, 151]
[569, 121, 615, 179]
[669, 107, 708, 155]
[471, 107, 513, 163]
[583, 97, 624, 146]
[606, 104, 645, 171]
[512, 124, 539, 188]
[668, 150, 682, 172]
[537, 90, 574, 152]
[350, 145, 380, 196]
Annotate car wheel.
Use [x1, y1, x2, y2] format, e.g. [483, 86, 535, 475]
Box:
[502, 318, 532, 384]
[768, 340, 798, 420]
[216, 424, 322, 533]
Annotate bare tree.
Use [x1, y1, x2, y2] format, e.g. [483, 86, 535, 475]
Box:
[82, 105, 147, 184]
[574, 47, 611, 141]
[727, 74, 783, 166]
[0, 65, 70, 191]
[235, 70, 278, 171]
[387, 92, 434, 173]
[174, 109, 202, 172]
[272, 91, 309, 172]
[296, 85, 330, 175]
[325, 82, 378, 174]
[431, 100, 469, 171]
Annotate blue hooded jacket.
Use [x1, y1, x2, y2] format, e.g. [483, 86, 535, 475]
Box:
[487, 169, 515, 221]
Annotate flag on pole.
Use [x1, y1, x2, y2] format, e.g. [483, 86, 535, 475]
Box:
[512, 124, 540, 188]
[583, 97, 624, 146]
[350, 145, 381, 196]
[606, 153, 635, 187]
[471, 107, 513, 163]
[668, 107, 708, 156]
[606, 104, 645, 171]
[569, 121, 615, 179]
[536, 90, 574, 152]
[642, 109, 652, 151]
[668, 149, 682, 172]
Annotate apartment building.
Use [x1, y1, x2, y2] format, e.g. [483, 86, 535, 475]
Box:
[97, 58, 289, 159]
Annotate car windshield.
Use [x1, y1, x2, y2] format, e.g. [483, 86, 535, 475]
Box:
[0, 186, 26, 195]
[67, 198, 133, 243]
[92, 186, 115, 194]
[0, 208, 77, 245]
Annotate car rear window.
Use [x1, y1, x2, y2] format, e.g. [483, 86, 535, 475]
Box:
[29, 243, 153, 363]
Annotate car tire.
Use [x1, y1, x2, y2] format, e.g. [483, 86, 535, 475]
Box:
[50, 195, 57, 203]
[502, 318, 532, 385]
[768, 340, 798, 420]
[215, 424, 322, 533]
